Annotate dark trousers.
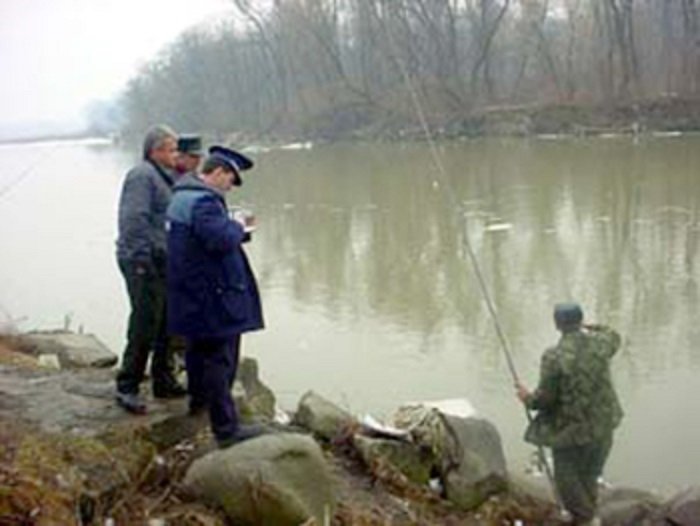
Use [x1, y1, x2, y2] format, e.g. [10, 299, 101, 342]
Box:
[185, 335, 241, 442]
[552, 435, 613, 522]
[116, 258, 174, 394]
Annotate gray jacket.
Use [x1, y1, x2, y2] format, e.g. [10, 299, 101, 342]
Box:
[116, 160, 174, 264]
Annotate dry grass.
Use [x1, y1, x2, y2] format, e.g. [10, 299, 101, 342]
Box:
[0, 339, 38, 368]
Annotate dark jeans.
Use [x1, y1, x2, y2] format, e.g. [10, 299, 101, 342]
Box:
[552, 434, 614, 522]
[116, 257, 175, 394]
[185, 336, 241, 442]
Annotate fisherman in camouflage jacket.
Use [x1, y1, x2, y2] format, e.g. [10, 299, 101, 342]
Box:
[516, 303, 623, 526]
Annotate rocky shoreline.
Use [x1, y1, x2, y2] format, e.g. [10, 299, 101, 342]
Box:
[0, 331, 698, 525]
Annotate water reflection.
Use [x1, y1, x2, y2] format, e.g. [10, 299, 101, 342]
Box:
[244, 138, 700, 493]
[250, 139, 700, 372]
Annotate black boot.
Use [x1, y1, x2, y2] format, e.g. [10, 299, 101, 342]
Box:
[217, 424, 269, 449]
[152, 376, 187, 399]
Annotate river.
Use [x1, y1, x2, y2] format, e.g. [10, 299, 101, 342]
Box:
[1, 135, 699, 494]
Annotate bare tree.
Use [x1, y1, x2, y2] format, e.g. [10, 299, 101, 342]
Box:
[118, 0, 700, 140]
[465, 0, 512, 103]
[607, 0, 639, 98]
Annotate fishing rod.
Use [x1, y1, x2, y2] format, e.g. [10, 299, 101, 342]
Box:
[381, 18, 564, 512]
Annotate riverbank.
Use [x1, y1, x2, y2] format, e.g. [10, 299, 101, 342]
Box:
[428, 96, 700, 140]
[214, 95, 700, 145]
[0, 332, 556, 525]
[4, 97, 699, 150]
[2, 331, 698, 525]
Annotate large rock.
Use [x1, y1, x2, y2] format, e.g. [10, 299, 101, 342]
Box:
[599, 486, 663, 526]
[183, 433, 336, 525]
[392, 400, 508, 511]
[0, 361, 197, 438]
[293, 390, 356, 440]
[353, 435, 433, 485]
[234, 357, 276, 422]
[441, 414, 508, 510]
[509, 472, 556, 505]
[22, 331, 118, 369]
[663, 486, 700, 526]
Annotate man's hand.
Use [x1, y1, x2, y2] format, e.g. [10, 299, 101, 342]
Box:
[516, 382, 531, 404]
[231, 209, 256, 232]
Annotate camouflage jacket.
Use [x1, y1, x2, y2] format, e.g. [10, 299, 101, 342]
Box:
[524, 325, 623, 448]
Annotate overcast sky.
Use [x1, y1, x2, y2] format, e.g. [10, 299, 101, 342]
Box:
[0, 0, 233, 133]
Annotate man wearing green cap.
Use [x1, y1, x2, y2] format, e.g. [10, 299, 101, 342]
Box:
[516, 303, 623, 526]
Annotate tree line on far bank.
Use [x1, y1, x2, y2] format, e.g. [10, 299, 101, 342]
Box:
[117, 0, 700, 141]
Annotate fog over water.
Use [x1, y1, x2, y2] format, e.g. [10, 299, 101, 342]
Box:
[0, 0, 231, 138]
[1, 136, 699, 494]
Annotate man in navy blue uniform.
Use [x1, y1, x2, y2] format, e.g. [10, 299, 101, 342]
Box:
[166, 145, 265, 447]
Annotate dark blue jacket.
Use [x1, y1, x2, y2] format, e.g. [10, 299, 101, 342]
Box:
[166, 174, 264, 339]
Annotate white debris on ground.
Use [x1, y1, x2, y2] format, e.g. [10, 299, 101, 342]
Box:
[484, 222, 513, 233]
[360, 398, 478, 439]
[360, 413, 411, 439]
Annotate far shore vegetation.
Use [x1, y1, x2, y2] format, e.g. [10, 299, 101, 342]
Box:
[111, 1, 700, 143]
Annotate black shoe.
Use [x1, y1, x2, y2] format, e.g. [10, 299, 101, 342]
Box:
[116, 391, 147, 415]
[217, 424, 269, 449]
[153, 380, 187, 399]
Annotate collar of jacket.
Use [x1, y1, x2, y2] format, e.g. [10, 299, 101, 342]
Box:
[173, 173, 227, 202]
[147, 159, 175, 187]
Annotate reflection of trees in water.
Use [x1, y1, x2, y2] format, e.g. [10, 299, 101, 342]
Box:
[249, 139, 700, 372]
[539, 140, 700, 377]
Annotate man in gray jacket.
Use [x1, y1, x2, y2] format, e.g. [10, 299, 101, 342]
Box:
[115, 124, 186, 413]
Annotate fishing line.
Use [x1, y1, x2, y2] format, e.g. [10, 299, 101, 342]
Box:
[0, 143, 60, 202]
[381, 15, 563, 511]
